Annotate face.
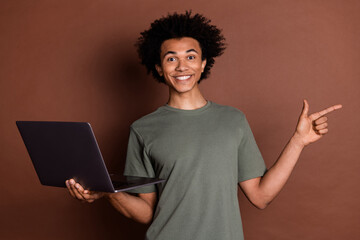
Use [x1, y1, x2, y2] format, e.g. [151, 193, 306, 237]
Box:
[155, 37, 207, 95]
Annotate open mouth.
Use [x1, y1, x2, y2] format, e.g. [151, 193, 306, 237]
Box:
[174, 75, 192, 81]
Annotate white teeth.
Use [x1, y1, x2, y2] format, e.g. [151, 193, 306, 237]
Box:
[175, 75, 191, 80]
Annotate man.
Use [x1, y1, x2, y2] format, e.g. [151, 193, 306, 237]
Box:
[66, 12, 342, 240]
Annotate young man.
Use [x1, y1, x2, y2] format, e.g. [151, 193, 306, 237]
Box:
[66, 12, 342, 240]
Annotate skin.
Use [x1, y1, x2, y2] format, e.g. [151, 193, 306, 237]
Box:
[66, 37, 342, 223]
[239, 99, 342, 209]
[66, 179, 155, 224]
[155, 37, 207, 110]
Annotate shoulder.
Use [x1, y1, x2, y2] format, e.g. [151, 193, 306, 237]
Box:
[210, 101, 246, 120]
[130, 106, 167, 131]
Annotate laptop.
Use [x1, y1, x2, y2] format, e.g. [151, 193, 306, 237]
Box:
[16, 121, 165, 192]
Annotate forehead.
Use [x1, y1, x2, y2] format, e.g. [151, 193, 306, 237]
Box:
[160, 37, 202, 56]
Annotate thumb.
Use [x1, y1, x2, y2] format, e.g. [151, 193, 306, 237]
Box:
[300, 99, 309, 117]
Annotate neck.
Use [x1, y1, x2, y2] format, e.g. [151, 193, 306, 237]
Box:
[167, 86, 207, 110]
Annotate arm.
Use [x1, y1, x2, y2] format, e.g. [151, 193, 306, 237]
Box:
[106, 191, 156, 224]
[66, 179, 157, 224]
[239, 100, 342, 209]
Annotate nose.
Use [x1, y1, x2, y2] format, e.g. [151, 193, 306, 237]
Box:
[175, 59, 188, 71]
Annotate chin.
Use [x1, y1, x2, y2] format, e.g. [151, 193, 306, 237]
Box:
[173, 83, 198, 94]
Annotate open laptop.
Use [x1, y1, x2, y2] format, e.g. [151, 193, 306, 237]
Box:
[16, 121, 165, 192]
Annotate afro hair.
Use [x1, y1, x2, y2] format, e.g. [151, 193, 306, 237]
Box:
[136, 11, 226, 83]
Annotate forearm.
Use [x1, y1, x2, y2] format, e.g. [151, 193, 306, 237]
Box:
[259, 134, 304, 204]
[242, 134, 305, 209]
[240, 100, 341, 209]
[105, 192, 154, 224]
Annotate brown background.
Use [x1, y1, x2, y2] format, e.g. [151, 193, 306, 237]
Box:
[1, 0, 359, 239]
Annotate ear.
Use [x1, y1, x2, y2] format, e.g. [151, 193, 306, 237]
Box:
[155, 64, 163, 76]
[201, 59, 207, 73]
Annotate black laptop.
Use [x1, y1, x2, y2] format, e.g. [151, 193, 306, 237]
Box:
[16, 121, 164, 192]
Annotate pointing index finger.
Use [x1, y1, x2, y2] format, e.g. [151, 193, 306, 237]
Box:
[310, 104, 342, 121]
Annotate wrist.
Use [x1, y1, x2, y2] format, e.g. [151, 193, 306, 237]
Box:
[290, 133, 306, 149]
[105, 191, 127, 201]
[104, 192, 114, 200]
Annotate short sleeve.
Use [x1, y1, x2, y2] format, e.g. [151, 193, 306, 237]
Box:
[238, 116, 267, 182]
[123, 126, 157, 193]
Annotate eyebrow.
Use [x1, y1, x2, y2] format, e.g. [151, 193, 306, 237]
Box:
[163, 49, 199, 57]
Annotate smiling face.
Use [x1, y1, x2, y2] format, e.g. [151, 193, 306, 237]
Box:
[155, 37, 207, 95]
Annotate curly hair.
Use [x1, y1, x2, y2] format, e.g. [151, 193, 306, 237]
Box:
[136, 11, 226, 83]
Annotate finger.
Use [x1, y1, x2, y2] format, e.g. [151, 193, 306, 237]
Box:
[75, 183, 85, 193]
[75, 183, 91, 200]
[317, 129, 329, 135]
[67, 179, 80, 199]
[75, 183, 96, 201]
[69, 180, 86, 200]
[65, 180, 76, 198]
[314, 122, 328, 131]
[314, 116, 327, 125]
[76, 183, 101, 202]
[310, 104, 342, 121]
[300, 99, 309, 117]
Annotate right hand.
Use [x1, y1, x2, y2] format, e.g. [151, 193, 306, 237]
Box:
[65, 179, 107, 203]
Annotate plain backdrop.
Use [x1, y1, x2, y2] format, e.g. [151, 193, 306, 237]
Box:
[0, 0, 359, 239]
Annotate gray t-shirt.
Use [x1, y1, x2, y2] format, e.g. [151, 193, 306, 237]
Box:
[124, 101, 267, 240]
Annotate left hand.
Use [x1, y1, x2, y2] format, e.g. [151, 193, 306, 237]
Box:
[294, 99, 342, 146]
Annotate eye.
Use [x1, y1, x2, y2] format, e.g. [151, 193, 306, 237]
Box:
[187, 55, 195, 60]
[167, 57, 176, 62]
